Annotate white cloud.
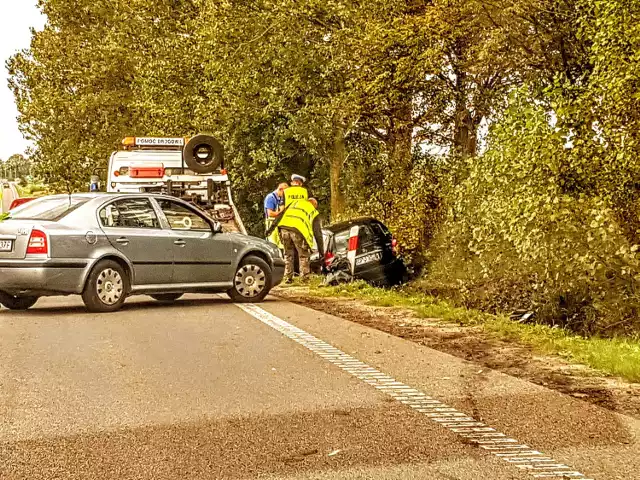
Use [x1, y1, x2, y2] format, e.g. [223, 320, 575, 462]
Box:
[0, 0, 46, 160]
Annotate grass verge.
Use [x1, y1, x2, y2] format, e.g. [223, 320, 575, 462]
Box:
[284, 277, 640, 383]
[16, 183, 49, 197]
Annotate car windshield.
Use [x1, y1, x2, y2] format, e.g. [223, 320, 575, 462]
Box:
[8, 196, 89, 221]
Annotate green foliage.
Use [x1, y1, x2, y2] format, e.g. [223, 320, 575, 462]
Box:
[0, 154, 32, 181]
[7, 0, 513, 234]
[339, 146, 444, 264]
[427, 74, 640, 334]
[9, 0, 640, 335]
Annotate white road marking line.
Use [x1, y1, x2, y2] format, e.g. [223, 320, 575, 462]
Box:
[237, 303, 595, 480]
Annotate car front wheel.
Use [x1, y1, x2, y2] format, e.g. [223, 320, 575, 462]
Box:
[227, 255, 272, 303]
[0, 291, 38, 310]
[82, 260, 128, 313]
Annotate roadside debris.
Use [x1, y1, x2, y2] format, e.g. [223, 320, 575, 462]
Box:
[282, 448, 319, 464]
[510, 310, 535, 323]
[323, 257, 354, 286]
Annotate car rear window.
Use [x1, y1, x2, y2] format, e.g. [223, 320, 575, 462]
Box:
[9, 197, 89, 221]
[359, 225, 377, 245]
[370, 222, 390, 237]
[333, 230, 350, 253]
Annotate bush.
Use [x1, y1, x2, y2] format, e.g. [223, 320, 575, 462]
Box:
[27, 184, 46, 194]
[422, 89, 640, 336]
[341, 147, 444, 267]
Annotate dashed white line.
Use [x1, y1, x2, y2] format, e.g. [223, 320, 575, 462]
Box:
[237, 302, 595, 480]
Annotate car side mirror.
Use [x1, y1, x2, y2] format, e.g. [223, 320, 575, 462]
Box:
[211, 221, 223, 234]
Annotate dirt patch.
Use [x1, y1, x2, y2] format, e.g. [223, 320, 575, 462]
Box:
[276, 287, 640, 420]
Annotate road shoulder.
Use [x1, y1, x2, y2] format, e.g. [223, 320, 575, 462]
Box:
[275, 286, 640, 421]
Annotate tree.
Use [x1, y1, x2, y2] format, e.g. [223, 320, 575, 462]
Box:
[6, 0, 205, 192]
[0, 154, 32, 180]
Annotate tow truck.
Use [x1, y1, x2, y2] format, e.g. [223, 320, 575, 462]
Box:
[106, 134, 246, 234]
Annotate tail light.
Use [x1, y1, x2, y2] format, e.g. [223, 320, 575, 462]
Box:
[324, 251, 335, 267]
[10, 198, 34, 210]
[26, 229, 48, 256]
[391, 238, 398, 255]
[348, 235, 359, 252]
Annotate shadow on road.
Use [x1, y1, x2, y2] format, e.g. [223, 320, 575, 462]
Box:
[0, 296, 282, 317]
[1, 398, 634, 479]
[0, 404, 479, 480]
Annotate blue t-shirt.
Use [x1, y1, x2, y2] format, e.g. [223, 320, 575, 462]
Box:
[264, 191, 282, 218]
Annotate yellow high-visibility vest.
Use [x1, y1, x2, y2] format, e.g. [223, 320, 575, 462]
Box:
[284, 186, 308, 206]
[265, 217, 283, 248]
[278, 199, 318, 248]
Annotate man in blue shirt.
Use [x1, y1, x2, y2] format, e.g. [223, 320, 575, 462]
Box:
[264, 182, 288, 246]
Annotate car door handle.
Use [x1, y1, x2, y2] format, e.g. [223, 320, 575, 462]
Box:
[116, 237, 129, 245]
[174, 240, 186, 246]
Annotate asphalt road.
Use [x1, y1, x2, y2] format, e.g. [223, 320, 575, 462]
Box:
[1, 183, 18, 214]
[0, 295, 638, 479]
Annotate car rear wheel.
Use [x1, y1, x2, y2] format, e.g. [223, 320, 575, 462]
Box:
[150, 293, 183, 303]
[227, 255, 272, 303]
[0, 291, 38, 310]
[82, 260, 128, 313]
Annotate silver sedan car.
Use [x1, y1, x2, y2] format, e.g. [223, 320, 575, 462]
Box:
[0, 193, 284, 312]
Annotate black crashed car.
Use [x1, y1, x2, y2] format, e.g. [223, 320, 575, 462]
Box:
[311, 217, 407, 286]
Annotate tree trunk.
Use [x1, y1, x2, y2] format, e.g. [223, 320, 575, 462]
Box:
[329, 127, 346, 221]
[454, 106, 478, 157]
[388, 101, 414, 170]
[452, 65, 479, 158]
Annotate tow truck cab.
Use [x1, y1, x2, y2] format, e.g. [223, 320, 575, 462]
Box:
[106, 134, 246, 234]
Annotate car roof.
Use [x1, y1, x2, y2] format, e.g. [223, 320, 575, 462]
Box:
[324, 217, 383, 233]
[43, 192, 184, 201]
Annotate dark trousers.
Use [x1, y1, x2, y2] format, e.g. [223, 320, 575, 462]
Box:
[280, 228, 311, 277]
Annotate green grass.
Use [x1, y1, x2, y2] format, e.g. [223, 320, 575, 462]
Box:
[284, 277, 640, 383]
[16, 183, 48, 197]
[15, 185, 29, 197]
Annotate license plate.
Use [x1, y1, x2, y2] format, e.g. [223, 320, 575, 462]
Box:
[355, 251, 382, 266]
[0, 240, 13, 252]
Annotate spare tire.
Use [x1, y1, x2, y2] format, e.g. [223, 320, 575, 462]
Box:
[183, 134, 224, 174]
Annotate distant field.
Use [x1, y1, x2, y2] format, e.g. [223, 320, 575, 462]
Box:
[16, 183, 50, 198]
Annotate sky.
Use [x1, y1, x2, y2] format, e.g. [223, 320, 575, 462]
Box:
[0, 1, 46, 161]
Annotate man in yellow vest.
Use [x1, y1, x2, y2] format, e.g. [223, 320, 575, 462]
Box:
[284, 174, 308, 206]
[278, 197, 324, 281]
